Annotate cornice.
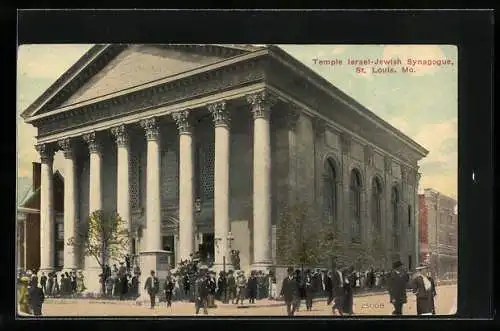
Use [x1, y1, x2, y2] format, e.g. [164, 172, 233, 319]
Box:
[21, 44, 113, 119]
[34, 57, 266, 138]
[266, 49, 429, 160]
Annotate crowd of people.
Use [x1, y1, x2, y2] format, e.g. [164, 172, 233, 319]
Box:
[18, 253, 438, 317]
[99, 260, 142, 299]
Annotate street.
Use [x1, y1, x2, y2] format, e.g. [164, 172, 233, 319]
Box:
[37, 284, 457, 317]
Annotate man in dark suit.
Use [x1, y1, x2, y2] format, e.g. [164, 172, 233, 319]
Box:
[144, 270, 160, 309]
[388, 261, 409, 315]
[325, 271, 333, 305]
[280, 267, 300, 316]
[28, 276, 45, 316]
[194, 266, 210, 315]
[331, 265, 345, 315]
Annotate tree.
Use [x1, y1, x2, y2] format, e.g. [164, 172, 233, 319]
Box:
[318, 223, 347, 269]
[276, 201, 323, 267]
[67, 210, 129, 294]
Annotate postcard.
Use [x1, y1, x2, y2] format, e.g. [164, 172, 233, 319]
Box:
[17, 44, 457, 317]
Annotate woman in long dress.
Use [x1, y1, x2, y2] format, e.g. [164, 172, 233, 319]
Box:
[410, 265, 434, 315]
[18, 276, 31, 315]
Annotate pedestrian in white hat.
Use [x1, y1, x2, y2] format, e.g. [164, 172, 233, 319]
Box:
[410, 264, 435, 315]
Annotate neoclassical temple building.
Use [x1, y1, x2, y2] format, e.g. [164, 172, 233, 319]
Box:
[21, 44, 428, 293]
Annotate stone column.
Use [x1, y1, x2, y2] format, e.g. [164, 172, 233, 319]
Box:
[136, 117, 169, 304]
[247, 91, 276, 270]
[209, 101, 230, 271]
[82, 132, 103, 293]
[111, 125, 132, 254]
[172, 111, 195, 262]
[83, 132, 103, 213]
[140, 118, 162, 252]
[35, 143, 55, 273]
[58, 138, 78, 270]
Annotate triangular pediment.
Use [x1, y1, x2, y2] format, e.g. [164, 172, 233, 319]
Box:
[22, 44, 263, 119]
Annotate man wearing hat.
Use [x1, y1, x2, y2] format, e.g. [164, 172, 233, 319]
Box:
[28, 276, 45, 316]
[304, 269, 314, 311]
[235, 270, 247, 305]
[410, 264, 435, 315]
[388, 260, 409, 315]
[144, 270, 160, 309]
[226, 270, 237, 304]
[280, 267, 300, 316]
[194, 265, 210, 315]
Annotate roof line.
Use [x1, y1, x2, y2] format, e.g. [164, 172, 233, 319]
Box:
[20, 44, 110, 119]
[25, 48, 268, 123]
[268, 45, 429, 157]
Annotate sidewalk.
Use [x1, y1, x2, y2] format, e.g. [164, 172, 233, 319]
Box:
[45, 284, 456, 308]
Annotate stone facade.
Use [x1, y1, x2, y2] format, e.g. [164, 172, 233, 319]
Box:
[21, 44, 428, 293]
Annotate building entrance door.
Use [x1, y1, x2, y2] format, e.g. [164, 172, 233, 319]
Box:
[201, 233, 214, 264]
[162, 235, 175, 268]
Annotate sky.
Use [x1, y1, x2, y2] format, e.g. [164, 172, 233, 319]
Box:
[17, 44, 458, 199]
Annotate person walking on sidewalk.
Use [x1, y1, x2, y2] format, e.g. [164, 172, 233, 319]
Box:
[163, 274, 175, 308]
[304, 269, 314, 311]
[144, 270, 160, 309]
[388, 261, 409, 315]
[331, 265, 345, 316]
[410, 264, 434, 316]
[194, 266, 210, 315]
[280, 267, 300, 316]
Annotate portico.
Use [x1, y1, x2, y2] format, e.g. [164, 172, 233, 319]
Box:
[21, 44, 428, 294]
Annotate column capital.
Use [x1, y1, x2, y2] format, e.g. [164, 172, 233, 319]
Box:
[110, 124, 129, 147]
[140, 117, 160, 140]
[57, 138, 76, 159]
[246, 90, 277, 120]
[208, 100, 230, 127]
[172, 110, 192, 135]
[35, 143, 55, 164]
[82, 131, 102, 154]
[340, 132, 352, 155]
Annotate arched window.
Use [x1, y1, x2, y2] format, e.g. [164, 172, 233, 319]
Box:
[350, 169, 362, 243]
[371, 177, 383, 233]
[391, 186, 400, 250]
[323, 158, 337, 224]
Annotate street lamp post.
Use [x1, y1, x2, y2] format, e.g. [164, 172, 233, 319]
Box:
[194, 197, 202, 261]
[224, 231, 234, 304]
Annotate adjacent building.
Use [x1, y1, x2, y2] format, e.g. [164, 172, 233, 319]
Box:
[20, 44, 428, 293]
[418, 188, 458, 280]
[17, 163, 65, 273]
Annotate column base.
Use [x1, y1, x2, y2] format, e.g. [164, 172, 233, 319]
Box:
[81, 267, 104, 297]
[251, 262, 273, 273]
[211, 262, 235, 275]
[135, 250, 171, 305]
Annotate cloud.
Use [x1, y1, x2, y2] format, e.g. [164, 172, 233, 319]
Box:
[382, 45, 452, 77]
